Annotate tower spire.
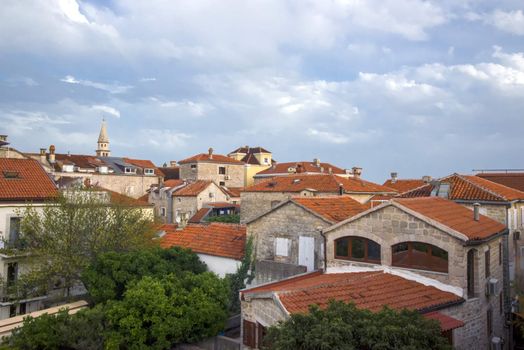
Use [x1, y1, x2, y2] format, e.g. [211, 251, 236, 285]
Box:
[96, 119, 110, 157]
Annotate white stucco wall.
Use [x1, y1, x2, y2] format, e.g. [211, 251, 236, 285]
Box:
[197, 253, 241, 277]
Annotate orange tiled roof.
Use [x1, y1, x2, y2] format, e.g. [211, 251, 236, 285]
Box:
[424, 311, 464, 331]
[189, 208, 211, 223]
[163, 179, 185, 188]
[394, 197, 506, 240]
[244, 174, 396, 194]
[383, 179, 426, 193]
[160, 223, 246, 260]
[54, 153, 104, 169]
[256, 161, 346, 176]
[0, 158, 58, 201]
[477, 173, 524, 192]
[178, 153, 243, 165]
[243, 271, 463, 314]
[400, 174, 524, 202]
[173, 180, 213, 197]
[292, 196, 370, 223]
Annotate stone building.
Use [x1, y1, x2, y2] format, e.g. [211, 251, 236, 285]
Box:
[252, 159, 356, 184]
[228, 146, 273, 187]
[246, 196, 369, 284]
[160, 223, 245, 277]
[0, 136, 26, 159]
[95, 119, 110, 157]
[240, 173, 397, 223]
[179, 148, 245, 188]
[400, 173, 524, 290]
[241, 197, 509, 350]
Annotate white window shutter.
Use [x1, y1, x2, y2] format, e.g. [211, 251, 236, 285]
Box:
[275, 238, 289, 257]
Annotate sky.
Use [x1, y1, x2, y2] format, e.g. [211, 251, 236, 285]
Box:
[1, 0, 523, 183]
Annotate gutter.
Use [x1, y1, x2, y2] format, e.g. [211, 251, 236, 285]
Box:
[464, 229, 509, 246]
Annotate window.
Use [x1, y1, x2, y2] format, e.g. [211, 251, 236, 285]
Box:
[191, 164, 197, 171]
[7, 263, 18, 287]
[9, 305, 16, 318]
[144, 168, 154, 175]
[437, 183, 450, 198]
[219, 181, 225, 186]
[467, 249, 476, 298]
[391, 242, 448, 273]
[264, 157, 269, 164]
[8, 217, 21, 247]
[275, 238, 289, 257]
[160, 207, 166, 217]
[334, 237, 381, 264]
[124, 167, 136, 174]
[219, 166, 226, 175]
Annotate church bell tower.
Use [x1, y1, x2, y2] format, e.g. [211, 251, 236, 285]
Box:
[96, 119, 111, 157]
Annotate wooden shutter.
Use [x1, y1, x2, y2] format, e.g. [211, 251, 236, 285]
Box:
[243, 320, 256, 348]
[257, 322, 267, 348]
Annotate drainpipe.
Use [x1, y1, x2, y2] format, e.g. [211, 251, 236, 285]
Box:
[319, 227, 327, 271]
[504, 205, 513, 350]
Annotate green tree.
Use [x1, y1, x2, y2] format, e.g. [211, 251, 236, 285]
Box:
[206, 214, 240, 223]
[7, 306, 106, 350]
[105, 273, 230, 349]
[263, 301, 451, 350]
[82, 246, 208, 303]
[17, 190, 157, 299]
[225, 235, 255, 314]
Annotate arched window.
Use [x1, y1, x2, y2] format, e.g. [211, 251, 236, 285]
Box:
[334, 236, 381, 264]
[392, 242, 448, 273]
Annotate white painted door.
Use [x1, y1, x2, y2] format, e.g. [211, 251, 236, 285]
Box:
[299, 236, 315, 271]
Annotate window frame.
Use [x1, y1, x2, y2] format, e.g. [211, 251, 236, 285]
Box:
[391, 241, 449, 273]
[218, 166, 226, 175]
[334, 236, 381, 264]
[485, 249, 491, 278]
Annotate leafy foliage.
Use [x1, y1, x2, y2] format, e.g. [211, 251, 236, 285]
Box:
[263, 301, 451, 350]
[225, 235, 255, 314]
[18, 190, 157, 298]
[104, 273, 230, 349]
[206, 214, 240, 223]
[7, 306, 106, 350]
[82, 246, 207, 303]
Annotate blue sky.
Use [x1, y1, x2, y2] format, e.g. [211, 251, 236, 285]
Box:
[1, 0, 523, 182]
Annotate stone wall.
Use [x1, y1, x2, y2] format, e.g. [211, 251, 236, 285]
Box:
[241, 298, 287, 350]
[179, 162, 244, 187]
[325, 204, 506, 349]
[247, 202, 330, 271]
[53, 172, 159, 198]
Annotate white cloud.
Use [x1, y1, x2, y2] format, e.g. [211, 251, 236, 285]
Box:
[307, 128, 349, 144]
[490, 9, 524, 35]
[57, 0, 89, 24]
[140, 129, 192, 149]
[91, 105, 121, 118]
[61, 75, 133, 94]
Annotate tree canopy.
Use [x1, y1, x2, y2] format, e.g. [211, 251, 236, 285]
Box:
[263, 301, 451, 350]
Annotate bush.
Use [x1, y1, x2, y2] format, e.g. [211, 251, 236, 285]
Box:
[206, 214, 240, 223]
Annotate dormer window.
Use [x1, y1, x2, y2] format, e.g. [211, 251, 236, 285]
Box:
[264, 158, 269, 164]
[2, 170, 20, 179]
[124, 167, 136, 174]
[144, 168, 155, 175]
[62, 164, 74, 173]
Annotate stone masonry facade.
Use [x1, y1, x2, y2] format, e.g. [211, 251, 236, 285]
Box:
[325, 205, 506, 350]
[179, 161, 244, 188]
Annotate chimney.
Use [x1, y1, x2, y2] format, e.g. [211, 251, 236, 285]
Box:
[208, 147, 214, 159]
[0, 135, 7, 143]
[352, 167, 362, 179]
[177, 212, 189, 230]
[473, 203, 480, 221]
[320, 167, 324, 173]
[422, 175, 432, 183]
[170, 160, 177, 167]
[49, 145, 56, 163]
[339, 183, 344, 195]
[39, 148, 47, 163]
[328, 167, 333, 174]
[314, 158, 320, 167]
[390, 172, 398, 184]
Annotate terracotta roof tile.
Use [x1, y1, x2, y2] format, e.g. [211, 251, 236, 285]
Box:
[123, 158, 161, 175]
[0, 158, 58, 201]
[222, 187, 244, 198]
[54, 153, 105, 169]
[477, 173, 524, 192]
[160, 223, 246, 259]
[424, 311, 464, 331]
[243, 271, 463, 314]
[400, 174, 524, 202]
[163, 179, 185, 188]
[292, 196, 370, 223]
[244, 174, 396, 194]
[189, 208, 211, 223]
[178, 153, 243, 165]
[394, 197, 506, 240]
[230, 146, 271, 154]
[256, 161, 346, 176]
[173, 180, 213, 196]
[383, 179, 426, 193]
